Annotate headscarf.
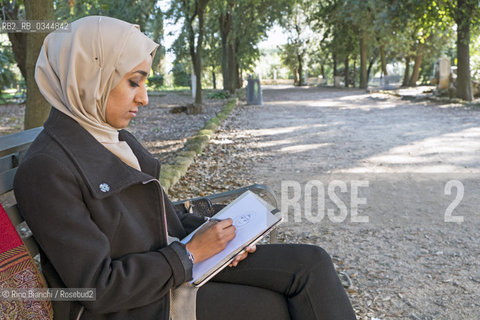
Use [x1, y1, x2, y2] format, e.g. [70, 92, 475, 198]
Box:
[35, 16, 159, 170]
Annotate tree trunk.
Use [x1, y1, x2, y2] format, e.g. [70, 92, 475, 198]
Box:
[185, 0, 209, 108]
[353, 59, 356, 88]
[380, 44, 388, 77]
[220, 28, 229, 90]
[333, 53, 337, 77]
[297, 54, 304, 86]
[234, 39, 241, 89]
[409, 42, 424, 87]
[367, 56, 376, 84]
[344, 55, 349, 88]
[219, 11, 231, 91]
[4, 1, 27, 79]
[192, 53, 202, 105]
[24, 0, 53, 129]
[227, 41, 236, 93]
[212, 66, 216, 89]
[456, 0, 473, 101]
[402, 56, 411, 87]
[293, 68, 299, 85]
[359, 33, 368, 89]
[196, 0, 210, 106]
[321, 64, 325, 79]
[236, 66, 242, 89]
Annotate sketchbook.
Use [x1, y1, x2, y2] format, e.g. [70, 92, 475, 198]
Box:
[180, 190, 282, 287]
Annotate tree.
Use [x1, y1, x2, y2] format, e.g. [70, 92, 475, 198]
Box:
[170, 29, 192, 87]
[316, 0, 376, 89]
[2, 1, 27, 85]
[0, 41, 18, 101]
[280, 43, 302, 85]
[2, 0, 164, 128]
[374, 0, 453, 88]
[215, 0, 235, 91]
[55, 0, 165, 76]
[450, 0, 479, 101]
[170, 0, 210, 107]
[55, 0, 158, 31]
[211, 0, 291, 92]
[17, 0, 53, 129]
[203, 15, 223, 89]
[280, 0, 313, 86]
[146, 6, 166, 76]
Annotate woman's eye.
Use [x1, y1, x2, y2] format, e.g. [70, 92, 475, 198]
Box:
[129, 80, 140, 88]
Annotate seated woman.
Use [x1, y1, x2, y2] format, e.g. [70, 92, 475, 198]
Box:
[14, 16, 356, 320]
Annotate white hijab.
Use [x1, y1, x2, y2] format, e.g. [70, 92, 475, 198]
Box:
[35, 16, 159, 170]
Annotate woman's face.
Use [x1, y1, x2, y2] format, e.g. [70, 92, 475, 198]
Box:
[105, 56, 152, 129]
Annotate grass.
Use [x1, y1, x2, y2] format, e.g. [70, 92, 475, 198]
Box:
[148, 86, 190, 93]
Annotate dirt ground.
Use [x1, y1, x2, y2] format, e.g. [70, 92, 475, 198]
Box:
[2, 87, 479, 319]
[171, 87, 480, 320]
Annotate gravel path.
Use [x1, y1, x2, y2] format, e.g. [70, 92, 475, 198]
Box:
[171, 86, 480, 320]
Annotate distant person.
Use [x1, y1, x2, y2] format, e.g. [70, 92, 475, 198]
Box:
[14, 16, 356, 320]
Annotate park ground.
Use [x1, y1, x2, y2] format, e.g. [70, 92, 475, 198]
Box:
[170, 87, 480, 320]
[1, 87, 479, 319]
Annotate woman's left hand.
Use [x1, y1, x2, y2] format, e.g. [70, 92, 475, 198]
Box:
[229, 244, 256, 267]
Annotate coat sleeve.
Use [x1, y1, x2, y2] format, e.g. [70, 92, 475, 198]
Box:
[14, 154, 192, 314]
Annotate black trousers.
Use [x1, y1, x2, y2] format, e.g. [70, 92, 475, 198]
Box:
[196, 244, 357, 320]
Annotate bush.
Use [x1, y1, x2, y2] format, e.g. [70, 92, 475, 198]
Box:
[147, 74, 164, 88]
[172, 63, 191, 87]
[207, 90, 230, 100]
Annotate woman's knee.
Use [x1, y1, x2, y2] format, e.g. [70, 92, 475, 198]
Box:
[293, 244, 333, 267]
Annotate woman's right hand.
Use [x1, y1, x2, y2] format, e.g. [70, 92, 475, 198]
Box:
[185, 219, 236, 263]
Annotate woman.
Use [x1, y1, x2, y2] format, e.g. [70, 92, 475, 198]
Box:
[14, 16, 356, 320]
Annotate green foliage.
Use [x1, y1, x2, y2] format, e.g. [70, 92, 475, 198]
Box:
[54, 0, 165, 77]
[205, 0, 292, 91]
[206, 90, 230, 99]
[472, 35, 480, 81]
[147, 75, 164, 88]
[55, 0, 157, 30]
[232, 0, 291, 73]
[0, 42, 18, 101]
[172, 63, 191, 87]
[278, 0, 316, 85]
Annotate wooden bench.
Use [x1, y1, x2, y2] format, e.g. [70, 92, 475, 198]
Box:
[0, 127, 44, 269]
[0, 127, 279, 276]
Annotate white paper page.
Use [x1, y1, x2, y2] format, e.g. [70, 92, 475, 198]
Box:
[187, 191, 273, 282]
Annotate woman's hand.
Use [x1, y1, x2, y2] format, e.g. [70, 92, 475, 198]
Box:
[185, 219, 236, 263]
[229, 244, 256, 267]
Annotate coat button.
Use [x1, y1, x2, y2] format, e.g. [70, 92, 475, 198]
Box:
[99, 183, 110, 192]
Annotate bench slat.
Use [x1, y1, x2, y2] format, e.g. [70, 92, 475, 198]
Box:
[0, 127, 42, 157]
[0, 167, 16, 195]
[0, 154, 17, 172]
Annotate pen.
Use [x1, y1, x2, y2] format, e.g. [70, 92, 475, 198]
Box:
[204, 217, 225, 222]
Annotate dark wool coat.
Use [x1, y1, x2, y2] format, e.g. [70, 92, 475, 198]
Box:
[14, 109, 205, 320]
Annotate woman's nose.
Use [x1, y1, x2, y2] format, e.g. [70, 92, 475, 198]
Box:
[135, 85, 148, 106]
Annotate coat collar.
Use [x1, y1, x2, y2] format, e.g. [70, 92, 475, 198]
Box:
[43, 109, 161, 199]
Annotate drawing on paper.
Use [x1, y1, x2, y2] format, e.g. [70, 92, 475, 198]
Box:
[233, 212, 255, 229]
